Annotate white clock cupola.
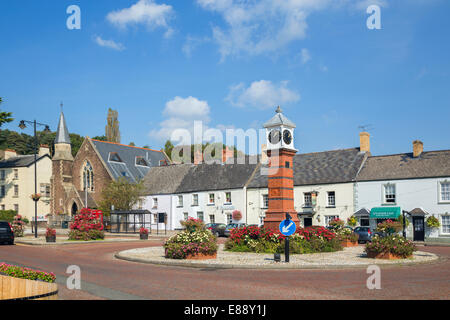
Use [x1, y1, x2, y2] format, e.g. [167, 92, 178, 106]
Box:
[263, 106, 296, 152]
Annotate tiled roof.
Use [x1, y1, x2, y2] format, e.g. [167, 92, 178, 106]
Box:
[91, 139, 169, 183]
[143, 164, 193, 195]
[0, 154, 49, 168]
[356, 150, 450, 181]
[248, 148, 367, 188]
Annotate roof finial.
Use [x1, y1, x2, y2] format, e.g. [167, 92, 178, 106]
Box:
[275, 106, 282, 113]
[60, 101, 63, 112]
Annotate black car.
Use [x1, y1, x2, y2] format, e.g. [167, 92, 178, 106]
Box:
[353, 226, 373, 244]
[0, 221, 14, 245]
[205, 223, 227, 237]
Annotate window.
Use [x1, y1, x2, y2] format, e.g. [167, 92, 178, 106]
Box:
[384, 184, 396, 203]
[197, 212, 204, 222]
[14, 169, 18, 180]
[304, 193, 312, 207]
[135, 156, 148, 167]
[40, 184, 51, 197]
[227, 214, 232, 224]
[327, 191, 336, 207]
[192, 194, 198, 206]
[325, 215, 339, 225]
[262, 194, 269, 208]
[83, 161, 94, 192]
[183, 212, 188, 221]
[209, 215, 215, 224]
[14, 204, 18, 213]
[152, 198, 158, 209]
[14, 185, 19, 197]
[109, 152, 123, 162]
[225, 192, 232, 204]
[1, 205, 4, 211]
[177, 195, 183, 207]
[0, 170, 5, 181]
[0, 186, 5, 197]
[209, 193, 215, 205]
[440, 182, 450, 202]
[442, 216, 450, 234]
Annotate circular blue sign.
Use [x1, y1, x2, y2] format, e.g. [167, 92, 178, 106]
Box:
[279, 219, 296, 236]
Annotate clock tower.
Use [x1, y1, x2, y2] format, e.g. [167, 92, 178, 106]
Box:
[263, 106, 299, 231]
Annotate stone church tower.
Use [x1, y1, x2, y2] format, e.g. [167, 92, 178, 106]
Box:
[51, 111, 75, 215]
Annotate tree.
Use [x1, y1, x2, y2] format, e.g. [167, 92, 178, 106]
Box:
[105, 108, 120, 143]
[129, 142, 135, 146]
[92, 135, 107, 141]
[0, 97, 13, 127]
[164, 140, 174, 160]
[98, 177, 145, 216]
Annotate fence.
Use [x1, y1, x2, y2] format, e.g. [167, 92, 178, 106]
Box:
[0, 275, 58, 300]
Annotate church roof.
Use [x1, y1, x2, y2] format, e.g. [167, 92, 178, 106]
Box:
[263, 106, 296, 128]
[55, 111, 71, 144]
[91, 139, 169, 183]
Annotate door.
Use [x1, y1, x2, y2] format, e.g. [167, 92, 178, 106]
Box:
[304, 217, 312, 227]
[413, 216, 425, 241]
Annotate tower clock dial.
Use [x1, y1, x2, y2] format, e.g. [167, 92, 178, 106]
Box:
[268, 129, 281, 144]
[283, 129, 292, 145]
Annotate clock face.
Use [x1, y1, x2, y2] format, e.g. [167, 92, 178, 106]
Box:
[268, 129, 281, 144]
[283, 129, 292, 145]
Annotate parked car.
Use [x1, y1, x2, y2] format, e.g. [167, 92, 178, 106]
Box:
[205, 223, 227, 237]
[224, 223, 247, 237]
[0, 221, 14, 245]
[353, 226, 373, 243]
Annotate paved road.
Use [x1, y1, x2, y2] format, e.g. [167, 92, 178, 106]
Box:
[1, 240, 449, 300]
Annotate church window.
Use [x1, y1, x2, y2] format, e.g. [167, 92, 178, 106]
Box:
[83, 161, 94, 192]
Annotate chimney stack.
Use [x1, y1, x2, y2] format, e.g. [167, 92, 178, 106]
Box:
[222, 146, 234, 164]
[359, 132, 370, 153]
[39, 144, 50, 157]
[194, 149, 203, 165]
[0, 149, 17, 160]
[413, 140, 423, 158]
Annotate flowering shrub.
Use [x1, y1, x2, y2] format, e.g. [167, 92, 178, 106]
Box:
[68, 208, 104, 241]
[225, 225, 342, 254]
[0, 263, 56, 283]
[336, 227, 359, 243]
[11, 215, 25, 237]
[139, 227, 149, 235]
[329, 218, 345, 229]
[164, 229, 217, 259]
[426, 216, 440, 228]
[347, 216, 358, 227]
[46, 228, 56, 237]
[376, 219, 402, 234]
[365, 235, 416, 258]
[180, 217, 204, 233]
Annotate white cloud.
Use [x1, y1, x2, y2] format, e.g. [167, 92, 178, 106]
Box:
[226, 80, 300, 110]
[94, 36, 125, 51]
[107, 0, 174, 37]
[300, 48, 311, 64]
[182, 36, 210, 57]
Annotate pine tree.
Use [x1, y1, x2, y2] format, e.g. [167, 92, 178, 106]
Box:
[0, 97, 13, 127]
[105, 108, 121, 143]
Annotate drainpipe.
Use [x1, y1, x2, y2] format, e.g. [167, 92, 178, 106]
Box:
[244, 186, 247, 225]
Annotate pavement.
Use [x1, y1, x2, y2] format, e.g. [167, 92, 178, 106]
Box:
[1, 240, 449, 300]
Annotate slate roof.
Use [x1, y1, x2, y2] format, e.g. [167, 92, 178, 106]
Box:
[55, 111, 71, 144]
[356, 150, 450, 182]
[263, 106, 296, 128]
[143, 157, 260, 195]
[0, 154, 49, 168]
[248, 148, 368, 188]
[90, 139, 169, 183]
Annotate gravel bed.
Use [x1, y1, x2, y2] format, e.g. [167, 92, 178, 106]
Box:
[116, 244, 439, 269]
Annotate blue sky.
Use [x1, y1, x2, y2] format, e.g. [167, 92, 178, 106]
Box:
[0, 0, 449, 156]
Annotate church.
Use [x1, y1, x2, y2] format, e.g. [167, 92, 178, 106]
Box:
[50, 111, 170, 217]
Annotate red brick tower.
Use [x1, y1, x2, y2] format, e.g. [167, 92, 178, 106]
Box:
[263, 106, 299, 231]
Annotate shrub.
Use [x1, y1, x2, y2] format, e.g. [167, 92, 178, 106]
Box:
[336, 227, 359, 243]
[426, 216, 440, 228]
[46, 228, 56, 237]
[11, 215, 25, 237]
[180, 217, 205, 233]
[376, 219, 402, 234]
[365, 234, 416, 258]
[139, 227, 149, 235]
[68, 208, 104, 241]
[0, 210, 17, 223]
[347, 215, 358, 227]
[329, 218, 344, 229]
[164, 229, 217, 259]
[0, 263, 56, 283]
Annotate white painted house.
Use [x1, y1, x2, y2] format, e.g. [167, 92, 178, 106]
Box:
[355, 141, 450, 242]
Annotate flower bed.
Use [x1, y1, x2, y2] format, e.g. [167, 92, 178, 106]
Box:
[365, 235, 416, 259]
[225, 225, 342, 254]
[164, 218, 218, 259]
[68, 208, 104, 241]
[0, 263, 56, 283]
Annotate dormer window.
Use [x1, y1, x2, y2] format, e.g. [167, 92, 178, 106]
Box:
[136, 156, 148, 167]
[109, 152, 123, 162]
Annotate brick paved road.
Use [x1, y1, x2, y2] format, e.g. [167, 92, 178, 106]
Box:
[1, 240, 449, 300]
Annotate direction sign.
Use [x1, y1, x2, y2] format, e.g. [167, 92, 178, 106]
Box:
[279, 219, 296, 236]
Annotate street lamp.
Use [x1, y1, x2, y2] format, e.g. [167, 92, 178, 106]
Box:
[19, 119, 51, 238]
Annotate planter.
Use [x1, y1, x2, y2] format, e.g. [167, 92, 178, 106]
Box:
[46, 236, 56, 243]
[186, 252, 217, 260]
[366, 251, 409, 260]
[340, 239, 358, 247]
[0, 274, 57, 300]
[140, 234, 149, 240]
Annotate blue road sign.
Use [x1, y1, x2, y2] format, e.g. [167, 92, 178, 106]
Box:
[279, 219, 296, 236]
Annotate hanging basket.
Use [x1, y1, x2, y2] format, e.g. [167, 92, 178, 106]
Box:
[31, 193, 41, 202]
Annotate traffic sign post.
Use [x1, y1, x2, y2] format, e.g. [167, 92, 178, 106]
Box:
[279, 214, 296, 263]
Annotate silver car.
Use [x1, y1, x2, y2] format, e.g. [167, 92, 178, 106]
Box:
[224, 223, 246, 237]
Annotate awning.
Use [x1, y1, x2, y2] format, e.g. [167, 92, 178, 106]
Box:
[370, 207, 401, 219]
